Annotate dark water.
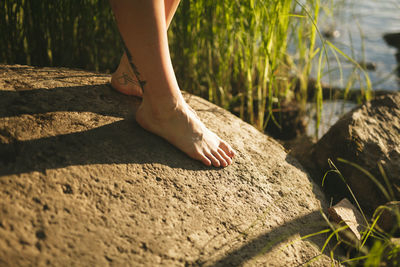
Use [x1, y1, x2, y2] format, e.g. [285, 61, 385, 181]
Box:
[319, 0, 400, 91]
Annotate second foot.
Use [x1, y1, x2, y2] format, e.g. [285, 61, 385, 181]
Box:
[136, 99, 235, 167]
[111, 53, 143, 97]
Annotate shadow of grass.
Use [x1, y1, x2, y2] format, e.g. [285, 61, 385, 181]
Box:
[201, 211, 334, 266]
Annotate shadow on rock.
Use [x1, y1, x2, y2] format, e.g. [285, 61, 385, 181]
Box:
[206, 210, 330, 267]
[0, 84, 138, 119]
[0, 65, 335, 266]
[0, 119, 211, 176]
[0, 85, 213, 175]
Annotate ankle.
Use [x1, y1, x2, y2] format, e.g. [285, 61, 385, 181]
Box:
[141, 92, 184, 120]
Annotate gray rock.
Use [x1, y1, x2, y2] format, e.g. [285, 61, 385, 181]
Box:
[312, 93, 400, 215]
[328, 198, 365, 242]
[0, 65, 334, 266]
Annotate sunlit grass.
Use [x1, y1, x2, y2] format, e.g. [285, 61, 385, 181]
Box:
[2, 1, 395, 265]
[0, 0, 373, 134]
[169, 0, 330, 132]
[318, 159, 400, 266]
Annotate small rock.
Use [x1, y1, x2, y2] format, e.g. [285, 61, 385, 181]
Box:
[323, 29, 340, 39]
[358, 61, 377, 71]
[383, 32, 400, 49]
[328, 198, 365, 241]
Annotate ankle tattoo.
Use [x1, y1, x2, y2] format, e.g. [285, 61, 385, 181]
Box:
[122, 41, 147, 91]
[117, 72, 141, 87]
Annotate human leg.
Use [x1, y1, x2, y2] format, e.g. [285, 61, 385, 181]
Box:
[111, 0, 180, 96]
[109, 0, 234, 167]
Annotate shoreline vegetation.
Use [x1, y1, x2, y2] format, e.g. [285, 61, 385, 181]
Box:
[0, 0, 376, 132]
[1, 0, 399, 265]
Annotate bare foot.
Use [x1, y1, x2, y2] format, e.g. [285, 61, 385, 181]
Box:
[136, 97, 235, 167]
[111, 53, 143, 97]
[112, 54, 200, 116]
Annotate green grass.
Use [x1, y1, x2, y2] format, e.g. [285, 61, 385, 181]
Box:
[0, 0, 374, 136]
[3, 1, 395, 265]
[0, 0, 122, 71]
[1, 0, 359, 134]
[169, 0, 297, 130]
[317, 159, 400, 266]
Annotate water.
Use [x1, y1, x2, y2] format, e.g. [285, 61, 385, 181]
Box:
[306, 100, 357, 138]
[319, 0, 400, 91]
[301, 0, 399, 138]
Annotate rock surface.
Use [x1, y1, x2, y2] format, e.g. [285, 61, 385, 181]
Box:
[328, 198, 365, 241]
[312, 93, 400, 214]
[0, 65, 333, 266]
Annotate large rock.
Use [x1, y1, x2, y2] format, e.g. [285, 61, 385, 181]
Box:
[312, 93, 400, 214]
[0, 65, 332, 266]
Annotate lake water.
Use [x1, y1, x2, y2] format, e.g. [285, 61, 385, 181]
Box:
[306, 100, 357, 138]
[302, 0, 399, 138]
[318, 0, 400, 91]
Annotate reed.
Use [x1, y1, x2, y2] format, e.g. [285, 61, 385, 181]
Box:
[318, 159, 400, 266]
[0, 0, 122, 71]
[0, 0, 359, 133]
[169, 0, 327, 131]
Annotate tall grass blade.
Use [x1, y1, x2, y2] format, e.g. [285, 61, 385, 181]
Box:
[337, 158, 391, 202]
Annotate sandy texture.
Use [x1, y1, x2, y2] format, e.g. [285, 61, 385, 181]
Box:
[0, 65, 334, 266]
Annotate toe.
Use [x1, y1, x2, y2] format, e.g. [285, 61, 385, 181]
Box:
[205, 151, 220, 167]
[219, 140, 235, 158]
[218, 148, 232, 165]
[200, 156, 212, 167]
[212, 149, 228, 167]
[194, 152, 212, 166]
